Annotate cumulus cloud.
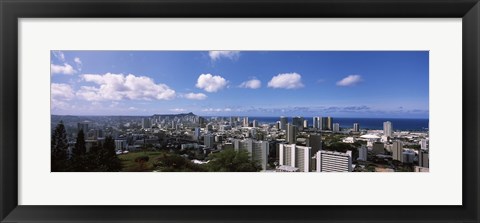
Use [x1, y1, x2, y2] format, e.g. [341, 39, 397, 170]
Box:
[184, 92, 207, 100]
[195, 73, 228, 92]
[77, 73, 176, 101]
[74, 57, 82, 70]
[209, 51, 240, 61]
[52, 51, 65, 62]
[51, 63, 76, 75]
[337, 75, 362, 86]
[51, 83, 75, 110]
[267, 72, 304, 89]
[239, 79, 261, 89]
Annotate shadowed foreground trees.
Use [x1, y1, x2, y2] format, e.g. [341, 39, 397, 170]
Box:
[51, 121, 122, 172]
[51, 121, 69, 171]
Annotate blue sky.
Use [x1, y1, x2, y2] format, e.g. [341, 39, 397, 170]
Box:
[50, 51, 429, 118]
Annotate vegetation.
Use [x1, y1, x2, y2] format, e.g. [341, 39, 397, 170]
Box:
[205, 149, 261, 172]
[51, 121, 69, 171]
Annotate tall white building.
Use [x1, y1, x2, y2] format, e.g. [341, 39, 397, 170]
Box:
[316, 150, 352, 172]
[383, 121, 393, 137]
[333, 123, 340, 133]
[353, 123, 360, 132]
[278, 144, 312, 172]
[303, 120, 308, 129]
[358, 146, 367, 161]
[252, 120, 258, 128]
[234, 139, 269, 170]
[243, 117, 249, 127]
[392, 141, 403, 162]
[420, 139, 428, 150]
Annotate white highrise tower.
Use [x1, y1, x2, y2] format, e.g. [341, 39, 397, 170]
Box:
[383, 121, 393, 137]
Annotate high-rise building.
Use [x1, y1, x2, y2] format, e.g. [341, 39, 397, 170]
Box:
[243, 117, 249, 127]
[316, 150, 352, 172]
[142, 118, 151, 129]
[280, 116, 288, 130]
[383, 121, 393, 137]
[292, 116, 304, 131]
[313, 117, 320, 129]
[278, 144, 312, 172]
[303, 120, 308, 129]
[333, 123, 340, 133]
[358, 146, 368, 161]
[252, 120, 258, 128]
[392, 141, 403, 162]
[372, 142, 385, 155]
[194, 127, 201, 140]
[322, 117, 333, 130]
[420, 139, 428, 150]
[287, 124, 297, 144]
[114, 140, 127, 151]
[418, 150, 429, 168]
[307, 134, 322, 155]
[234, 139, 269, 170]
[204, 134, 215, 149]
[353, 123, 360, 132]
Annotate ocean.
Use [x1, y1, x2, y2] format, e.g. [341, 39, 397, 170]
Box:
[246, 117, 429, 131]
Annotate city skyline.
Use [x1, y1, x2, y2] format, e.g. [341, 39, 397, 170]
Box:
[51, 51, 429, 118]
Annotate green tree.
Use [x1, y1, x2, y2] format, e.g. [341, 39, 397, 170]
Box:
[98, 136, 122, 171]
[206, 149, 261, 172]
[73, 129, 86, 157]
[51, 121, 69, 171]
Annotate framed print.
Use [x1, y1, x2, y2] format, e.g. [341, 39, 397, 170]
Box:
[1, 0, 479, 222]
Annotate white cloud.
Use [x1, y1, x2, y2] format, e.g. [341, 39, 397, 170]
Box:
[170, 108, 186, 112]
[51, 83, 75, 110]
[195, 73, 228, 93]
[209, 51, 240, 61]
[184, 92, 207, 100]
[52, 51, 65, 62]
[51, 63, 76, 75]
[267, 72, 304, 89]
[77, 73, 176, 101]
[239, 79, 261, 89]
[74, 57, 82, 70]
[336, 75, 362, 86]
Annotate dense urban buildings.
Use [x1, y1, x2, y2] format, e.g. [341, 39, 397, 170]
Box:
[52, 113, 429, 172]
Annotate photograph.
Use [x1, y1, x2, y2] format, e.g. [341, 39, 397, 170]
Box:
[50, 50, 429, 172]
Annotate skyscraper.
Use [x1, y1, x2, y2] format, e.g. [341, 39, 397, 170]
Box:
[292, 116, 304, 131]
[252, 120, 258, 128]
[307, 134, 322, 155]
[204, 134, 214, 149]
[280, 116, 288, 130]
[243, 117, 249, 127]
[392, 141, 403, 162]
[316, 150, 352, 172]
[420, 139, 428, 150]
[303, 120, 308, 129]
[333, 123, 340, 133]
[383, 121, 393, 137]
[313, 117, 320, 129]
[287, 123, 297, 144]
[418, 150, 429, 168]
[278, 144, 312, 172]
[142, 118, 151, 129]
[353, 123, 360, 132]
[322, 117, 333, 130]
[234, 139, 269, 170]
[358, 146, 368, 161]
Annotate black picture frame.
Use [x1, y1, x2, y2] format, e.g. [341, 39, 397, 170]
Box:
[1, 0, 479, 222]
